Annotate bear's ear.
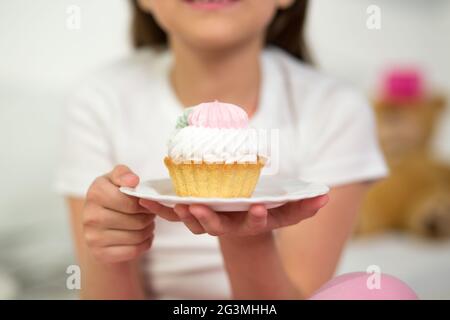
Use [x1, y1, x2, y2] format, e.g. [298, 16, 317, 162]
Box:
[431, 95, 446, 113]
[372, 99, 393, 112]
[372, 99, 382, 110]
[421, 95, 447, 138]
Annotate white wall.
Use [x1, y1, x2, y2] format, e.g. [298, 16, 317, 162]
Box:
[308, 0, 450, 92]
[0, 0, 131, 90]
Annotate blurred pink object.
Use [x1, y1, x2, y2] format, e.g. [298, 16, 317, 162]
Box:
[188, 100, 249, 128]
[310, 272, 418, 300]
[382, 68, 424, 104]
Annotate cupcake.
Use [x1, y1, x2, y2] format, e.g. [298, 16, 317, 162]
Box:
[164, 100, 265, 198]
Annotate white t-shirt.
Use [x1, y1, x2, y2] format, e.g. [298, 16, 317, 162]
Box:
[55, 47, 387, 299]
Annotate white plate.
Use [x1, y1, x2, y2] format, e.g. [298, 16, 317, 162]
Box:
[120, 177, 329, 212]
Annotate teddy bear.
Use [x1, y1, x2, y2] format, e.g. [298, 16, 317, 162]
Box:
[356, 70, 450, 238]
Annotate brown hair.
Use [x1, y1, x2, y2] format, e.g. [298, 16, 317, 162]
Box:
[130, 0, 310, 62]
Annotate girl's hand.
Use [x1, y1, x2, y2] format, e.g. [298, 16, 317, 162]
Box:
[83, 165, 155, 264]
[139, 195, 329, 237]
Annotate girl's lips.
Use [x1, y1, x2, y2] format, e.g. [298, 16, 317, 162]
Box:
[182, 0, 240, 11]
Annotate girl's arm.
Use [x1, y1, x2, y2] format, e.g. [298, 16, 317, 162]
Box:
[278, 182, 369, 297]
[218, 182, 369, 299]
[219, 231, 300, 299]
[68, 198, 147, 299]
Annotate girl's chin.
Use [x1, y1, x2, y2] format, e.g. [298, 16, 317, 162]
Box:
[185, 37, 243, 52]
[182, 30, 254, 51]
[177, 24, 249, 49]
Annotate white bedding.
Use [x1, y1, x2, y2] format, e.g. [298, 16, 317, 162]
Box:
[337, 233, 450, 299]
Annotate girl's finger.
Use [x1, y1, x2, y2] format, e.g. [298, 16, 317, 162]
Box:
[88, 176, 147, 214]
[85, 224, 154, 247]
[245, 204, 268, 232]
[139, 199, 180, 221]
[85, 206, 155, 230]
[173, 204, 205, 235]
[188, 205, 227, 236]
[91, 238, 152, 264]
[108, 164, 139, 187]
[274, 195, 329, 226]
[299, 195, 329, 214]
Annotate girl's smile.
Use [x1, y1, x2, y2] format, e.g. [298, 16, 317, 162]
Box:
[182, 0, 241, 11]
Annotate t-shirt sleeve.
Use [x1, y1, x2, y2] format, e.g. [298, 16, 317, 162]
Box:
[54, 82, 116, 197]
[298, 84, 388, 187]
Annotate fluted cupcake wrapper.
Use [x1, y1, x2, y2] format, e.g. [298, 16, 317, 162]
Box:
[164, 157, 265, 198]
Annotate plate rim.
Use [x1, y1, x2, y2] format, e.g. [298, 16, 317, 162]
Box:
[119, 177, 329, 204]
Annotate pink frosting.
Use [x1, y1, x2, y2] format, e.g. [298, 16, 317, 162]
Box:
[188, 100, 249, 129]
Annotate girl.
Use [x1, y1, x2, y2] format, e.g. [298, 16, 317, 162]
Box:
[56, 0, 391, 299]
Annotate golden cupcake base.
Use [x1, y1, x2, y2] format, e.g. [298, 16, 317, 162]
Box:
[164, 157, 265, 198]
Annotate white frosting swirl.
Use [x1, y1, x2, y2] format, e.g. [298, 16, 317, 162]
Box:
[168, 126, 260, 164]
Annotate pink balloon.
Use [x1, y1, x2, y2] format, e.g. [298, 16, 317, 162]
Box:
[310, 272, 418, 300]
